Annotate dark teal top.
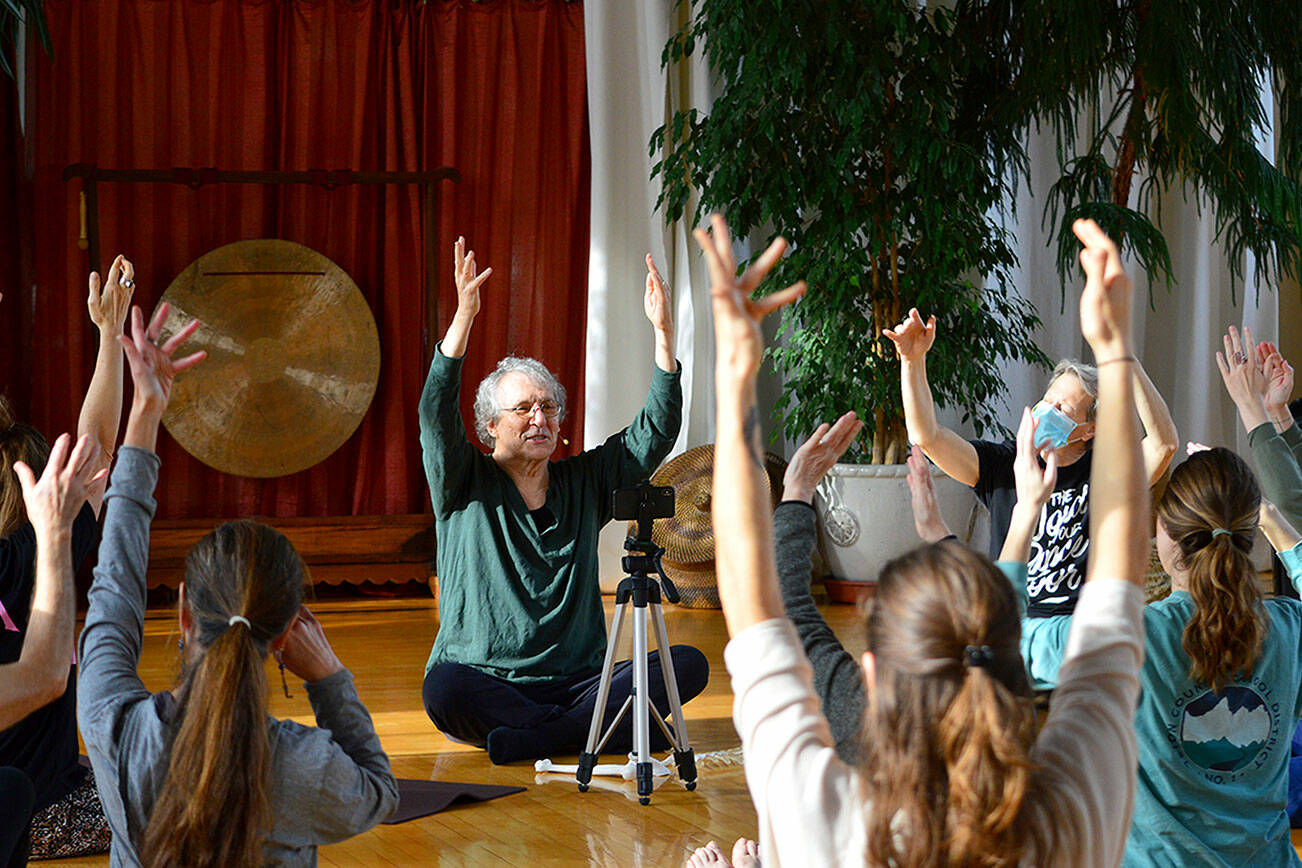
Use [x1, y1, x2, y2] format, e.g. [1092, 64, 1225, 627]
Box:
[419, 346, 682, 683]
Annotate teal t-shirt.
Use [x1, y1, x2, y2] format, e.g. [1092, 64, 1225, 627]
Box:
[418, 347, 682, 683]
[1003, 545, 1302, 866]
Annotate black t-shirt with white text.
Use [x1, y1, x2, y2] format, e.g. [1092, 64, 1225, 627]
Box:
[0, 503, 99, 811]
[970, 439, 1091, 617]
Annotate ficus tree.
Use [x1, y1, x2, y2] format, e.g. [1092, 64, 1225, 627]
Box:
[654, 0, 1302, 463]
[1036, 1, 1302, 301]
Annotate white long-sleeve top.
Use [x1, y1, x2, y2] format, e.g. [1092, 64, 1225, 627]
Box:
[726, 577, 1145, 867]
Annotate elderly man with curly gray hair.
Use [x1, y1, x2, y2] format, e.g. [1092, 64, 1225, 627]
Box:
[418, 237, 708, 765]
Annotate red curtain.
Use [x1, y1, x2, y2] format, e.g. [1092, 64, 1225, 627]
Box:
[1, 68, 30, 404]
[17, 0, 590, 519]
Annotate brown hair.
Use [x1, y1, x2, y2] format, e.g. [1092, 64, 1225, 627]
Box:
[141, 520, 306, 868]
[862, 541, 1061, 867]
[0, 397, 51, 536]
[1157, 448, 1264, 690]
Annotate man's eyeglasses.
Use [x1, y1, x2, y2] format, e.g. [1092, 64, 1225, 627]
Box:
[503, 400, 561, 419]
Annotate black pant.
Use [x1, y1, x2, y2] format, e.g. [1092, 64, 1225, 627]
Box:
[423, 645, 709, 763]
[0, 767, 34, 868]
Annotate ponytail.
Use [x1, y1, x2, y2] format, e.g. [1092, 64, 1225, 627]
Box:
[862, 542, 1063, 867]
[141, 521, 305, 867]
[1158, 449, 1264, 691]
[142, 624, 271, 867]
[937, 666, 1037, 860]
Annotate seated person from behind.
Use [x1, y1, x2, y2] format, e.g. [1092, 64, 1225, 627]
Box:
[78, 303, 397, 866]
[420, 238, 708, 764]
[885, 312, 1178, 615]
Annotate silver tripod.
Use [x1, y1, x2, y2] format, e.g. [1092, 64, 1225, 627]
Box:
[574, 513, 697, 805]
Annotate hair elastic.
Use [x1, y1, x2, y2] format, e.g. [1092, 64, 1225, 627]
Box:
[1211, 528, 1233, 539]
[963, 645, 995, 669]
[228, 615, 252, 629]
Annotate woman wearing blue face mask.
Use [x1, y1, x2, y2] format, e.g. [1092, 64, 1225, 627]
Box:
[885, 317, 1179, 617]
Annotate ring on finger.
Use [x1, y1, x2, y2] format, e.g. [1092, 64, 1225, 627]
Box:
[1234, 352, 1246, 364]
[121, 278, 135, 289]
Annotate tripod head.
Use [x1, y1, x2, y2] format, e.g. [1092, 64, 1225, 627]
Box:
[611, 481, 679, 604]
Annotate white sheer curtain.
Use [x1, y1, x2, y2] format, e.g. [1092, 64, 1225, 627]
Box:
[998, 95, 1281, 460]
[584, 1, 718, 587]
[583, 1, 716, 455]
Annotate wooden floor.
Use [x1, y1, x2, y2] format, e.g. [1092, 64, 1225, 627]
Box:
[39, 588, 1302, 866]
[46, 591, 869, 867]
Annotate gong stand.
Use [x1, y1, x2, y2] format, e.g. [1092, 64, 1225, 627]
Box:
[62, 164, 460, 361]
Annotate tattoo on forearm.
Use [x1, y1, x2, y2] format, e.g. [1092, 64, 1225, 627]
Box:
[744, 407, 764, 470]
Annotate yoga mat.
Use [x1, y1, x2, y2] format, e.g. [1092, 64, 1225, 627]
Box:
[383, 779, 526, 824]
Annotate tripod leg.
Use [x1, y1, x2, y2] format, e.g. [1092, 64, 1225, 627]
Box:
[578, 601, 628, 790]
[633, 605, 653, 804]
[651, 603, 696, 789]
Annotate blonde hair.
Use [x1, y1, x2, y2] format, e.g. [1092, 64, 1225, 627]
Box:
[1047, 359, 1099, 420]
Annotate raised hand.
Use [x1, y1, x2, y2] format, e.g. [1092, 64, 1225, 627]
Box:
[276, 607, 343, 684]
[1216, 325, 1270, 431]
[14, 433, 106, 537]
[782, 411, 863, 503]
[906, 445, 951, 543]
[87, 254, 134, 334]
[1258, 341, 1295, 415]
[1013, 407, 1058, 511]
[118, 303, 206, 415]
[997, 408, 1060, 564]
[644, 254, 672, 332]
[882, 308, 936, 362]
[453, 236, 492, 319]
[1072, 218, 1132, 360]
[694, 214, 806, 388]
[645, 254, 677, 372]
[703, 213, 806, 635]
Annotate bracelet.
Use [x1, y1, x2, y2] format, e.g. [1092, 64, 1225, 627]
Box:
[1096, 356, 1136, 367]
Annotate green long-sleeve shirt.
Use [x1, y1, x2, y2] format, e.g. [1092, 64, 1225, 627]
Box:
[419, 347, 682, 683]
[1249, 421, 1302, 532]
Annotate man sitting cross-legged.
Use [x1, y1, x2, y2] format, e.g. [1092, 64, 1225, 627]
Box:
[420, 237, 708, 764]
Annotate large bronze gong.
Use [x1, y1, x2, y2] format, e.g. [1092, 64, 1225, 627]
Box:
[157, 240, 381, 478]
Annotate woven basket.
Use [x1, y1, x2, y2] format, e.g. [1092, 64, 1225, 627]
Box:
[1145, 541, 1172, 604]
[627, 446, 782, 608]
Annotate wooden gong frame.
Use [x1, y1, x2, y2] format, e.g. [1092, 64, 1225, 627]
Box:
[62, 163, 460, 364]
[61, 164, 461, 588]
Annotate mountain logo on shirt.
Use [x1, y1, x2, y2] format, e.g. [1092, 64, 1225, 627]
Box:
[1178, 686, 1271, 773]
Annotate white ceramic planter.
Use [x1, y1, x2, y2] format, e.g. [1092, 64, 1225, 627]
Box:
[816, 463, 989, 583]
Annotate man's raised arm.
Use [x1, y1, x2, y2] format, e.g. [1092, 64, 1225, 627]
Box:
[420, 237, 490, 510]
[645, 254, 677, 374]
[440, 236, 493, 360]
[884, 308, 979, 486]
